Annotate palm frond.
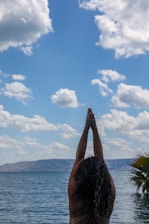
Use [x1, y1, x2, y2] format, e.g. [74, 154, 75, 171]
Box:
[131, 170, 146, 191]
[131, 154, 149, 194]
[131, 154, 149, 174]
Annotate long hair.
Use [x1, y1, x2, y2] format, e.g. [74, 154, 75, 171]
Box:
[76, 157, 111, 218]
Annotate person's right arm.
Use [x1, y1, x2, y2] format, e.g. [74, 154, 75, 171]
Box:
[91, 113, 104, 160]
[75, 108, 92, 162]
[68, 109, 91, 208]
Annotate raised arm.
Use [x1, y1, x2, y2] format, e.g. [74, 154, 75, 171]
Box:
[68, 109, 92, 195]
[75, 108, 92, 162]
[91, 112, 104, 161]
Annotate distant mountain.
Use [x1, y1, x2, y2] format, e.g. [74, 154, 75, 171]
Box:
[0, 158, 134, 172]
[0, 159, 74, 172]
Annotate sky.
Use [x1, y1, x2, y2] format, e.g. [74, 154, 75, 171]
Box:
[0, 0, 149, 165]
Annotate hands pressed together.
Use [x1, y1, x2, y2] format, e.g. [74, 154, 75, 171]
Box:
[85, 108, 97, 131]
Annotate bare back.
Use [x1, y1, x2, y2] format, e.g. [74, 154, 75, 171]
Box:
[68, 109, 116, 224]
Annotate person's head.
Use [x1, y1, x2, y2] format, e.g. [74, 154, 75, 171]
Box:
[76, 157, 111, 217]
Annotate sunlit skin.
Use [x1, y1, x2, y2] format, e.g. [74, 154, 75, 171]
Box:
[68, 108, 116, 224]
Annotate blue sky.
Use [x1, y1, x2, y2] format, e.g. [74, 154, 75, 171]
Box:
[0, 0, 149, 164]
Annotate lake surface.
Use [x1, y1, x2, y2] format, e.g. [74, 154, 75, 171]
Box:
[0, 165, 149, 223]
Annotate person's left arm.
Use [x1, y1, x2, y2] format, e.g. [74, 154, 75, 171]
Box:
[74, 108, 92, 163]
[68, 109, 91, 195]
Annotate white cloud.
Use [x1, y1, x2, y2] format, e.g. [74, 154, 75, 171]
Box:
[135, 111, 149, 130]
[12, 74, 26, 81]
[20, 45, 33, 56]
[24, 136, 40, 147]
[0, 135, 74, 164]
[0, 105, 79, 140]
[91, 78, 113, 96]
[79, 0, 149, 58]
[57, 124, 80, 139]
[99, 109, 149, 147]
[1, 81, 32, 104]
[98, 69, 126, 83]
[51, 88, 80, 108]
[46, 142, 73, 158]
[0, 104, 57, 132]
[112, 83, 149, 109]
[100, 109, 135, 134]
[0, 135, 24, 150]
[91, 69, 125, 96]
[103, 137, 136, 159]
[0, 0, 53, 53]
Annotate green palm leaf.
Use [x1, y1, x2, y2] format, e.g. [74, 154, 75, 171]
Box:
[131, 155, 149, 173]
[131, 155, 149, 194]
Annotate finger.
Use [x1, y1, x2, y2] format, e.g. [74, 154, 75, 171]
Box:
[88, 108, 92, 113]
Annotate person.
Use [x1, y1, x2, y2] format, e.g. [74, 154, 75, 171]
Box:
[68, 108, 116, 224]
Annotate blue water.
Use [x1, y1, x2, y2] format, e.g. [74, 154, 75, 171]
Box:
[0, 168, 149, 223]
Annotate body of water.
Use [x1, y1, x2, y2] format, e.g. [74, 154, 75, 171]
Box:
[0, 164, 149, 223]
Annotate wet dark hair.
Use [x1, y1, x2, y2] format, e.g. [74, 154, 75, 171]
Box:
[76, 157, 111, 218]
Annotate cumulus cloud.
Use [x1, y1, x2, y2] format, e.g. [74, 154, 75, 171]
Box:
[79, 0, 149, 58]
[0, 105, 79, 139]
[98, 69, 126, 83]
[0, 0, 53, 54]
[0, 105, 56, 131]
[91, 69, 125, 96]
[57, 124, 80, 139]
[51, 88, 80, 108]
[91, 78, 113, 96]
[20, 46, 33, 56]
[112, 83, 149, 109]
[103, 137, 136, 159]
[47, 142, 73, 158]
[99, 109, 149, 146]
[12, 74, 26, 81]
[100, 109, 135, 134]
[0, 135, 24, 150]
[0, 135, 74, 164]
[1, 81, 32, 104]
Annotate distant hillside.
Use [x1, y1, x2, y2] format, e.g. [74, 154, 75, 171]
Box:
[0, 159, 74, 172]
[0, 158, 134, 172]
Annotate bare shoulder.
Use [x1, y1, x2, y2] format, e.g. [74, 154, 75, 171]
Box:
[68, 160, 87, 217]
[68, 159, 82, 196]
